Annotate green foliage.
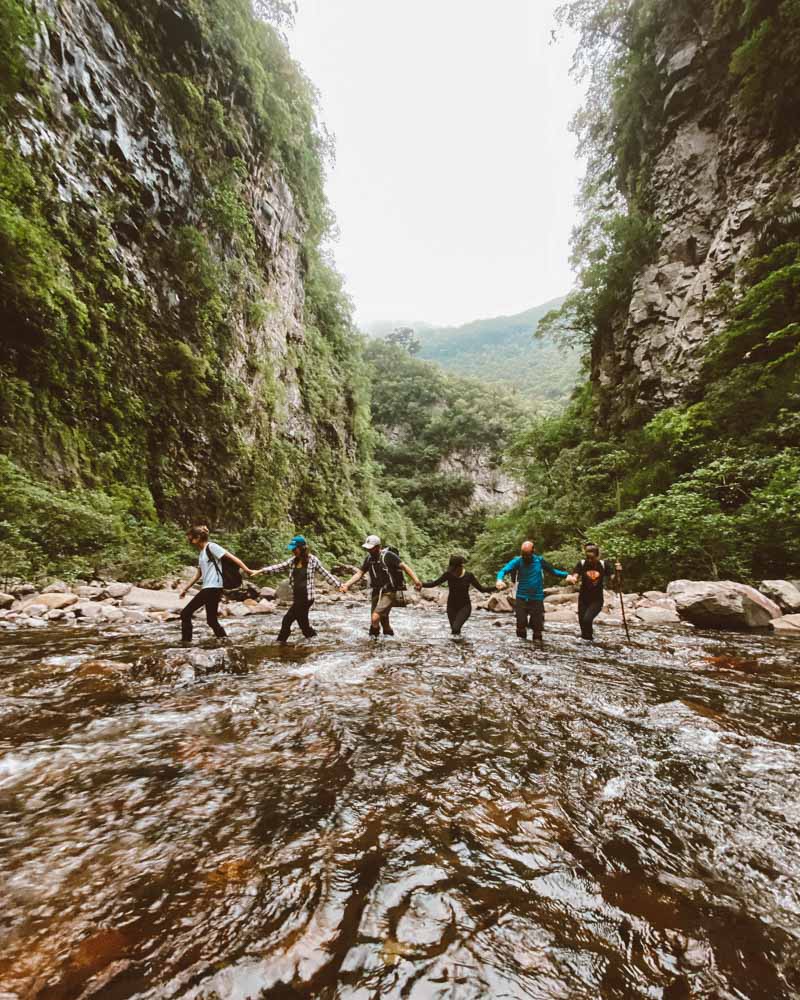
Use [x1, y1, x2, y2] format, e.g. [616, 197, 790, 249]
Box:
[0, 0, 35, 109]
[475, 248, 800, 588]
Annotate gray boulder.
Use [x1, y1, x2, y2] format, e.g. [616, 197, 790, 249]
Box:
[20, 592, 78, 611]
[487, 593, 514, 613]
[133, 646, 248, 684]
[666, 580, 781, 629]
[122, 586, 184, 612]
[43, 580, 70, 593]
[635, 606, 681, 625]
[105, 581, 133, 599]
[758, 580, 800, 614]
[0, 592, 14, 609]
[771, 614, 800, 638]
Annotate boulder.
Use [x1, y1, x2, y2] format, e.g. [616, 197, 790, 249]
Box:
[544, 590, 580, 606]
[42, 580, 70, 593]
[19, 615, 48, 628]
[20, 592, 78, 611]
[545, 608, 577, 623]
[225, 602, 252, 617]
[13, 583, 36, 596]
[275, 580, 293, 605]
[419, 587, 441, 602]
[642, 590, 670, 602]
[758, 580, 800, 614]
[487, 593, 514, 613]
[666, 580, 781, 629]
[22, 603, 49, 617]
[121, 586, 184, 612]
[0, 592, 14, 609]
[771, 614, 800, 637]
[258, 586, 277, 600]
[75, 601, 109, 619]
[137, 579, 166, 590]
[635, 606, 681, 625]
[76, 585, 103, 600]
[104, 582, 133, 599]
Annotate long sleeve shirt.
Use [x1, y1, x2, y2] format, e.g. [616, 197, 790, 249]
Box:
[496, 554, 568, 602]
[259, 554, 340, 601]
[421, 570, 493, 607]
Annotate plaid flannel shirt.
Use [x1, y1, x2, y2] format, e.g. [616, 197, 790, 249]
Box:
[260, 554, 341, 601]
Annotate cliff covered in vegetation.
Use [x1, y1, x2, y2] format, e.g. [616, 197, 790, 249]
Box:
[476, 0, 800, 588]
[0, 0, 412, 577]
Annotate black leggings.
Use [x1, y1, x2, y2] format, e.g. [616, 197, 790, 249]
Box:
[277, 594, 315, 641]
[578, 595, 604, 639]
[447, 601, 472, 635]
[181, 588, 226, 642]
[515, 598, 545, 638]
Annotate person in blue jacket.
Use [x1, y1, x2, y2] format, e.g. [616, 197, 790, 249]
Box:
[495, 539, 569, 640]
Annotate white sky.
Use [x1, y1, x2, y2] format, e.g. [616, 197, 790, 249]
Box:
[288, 1, 584, 327]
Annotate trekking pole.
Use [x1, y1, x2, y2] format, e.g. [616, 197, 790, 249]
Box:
[617, 572, 631, 643]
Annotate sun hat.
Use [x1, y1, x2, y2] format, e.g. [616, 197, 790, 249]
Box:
[362, 534, 381, 549]
[287, 535, 307, 550]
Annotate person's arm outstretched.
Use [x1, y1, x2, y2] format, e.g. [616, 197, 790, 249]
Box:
[420, 571, 448, 589]
[542, 559, 569, 582]
[495, 556, 520, 590]
[469, 574, 494, 594]
[179, 568, 201, 599]
[340, 568, 365, 592]
[223, 548, 259, 576]
[313, 555, 342, 589]
[400, 560, 422, 589]
[254, 556, 294, 577]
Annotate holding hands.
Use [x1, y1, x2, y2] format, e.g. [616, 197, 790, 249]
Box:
[495, 580, 507, 591]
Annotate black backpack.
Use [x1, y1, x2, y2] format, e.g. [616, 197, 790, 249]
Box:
[206, 546, 243, 590]
[367, 546, 405, 591]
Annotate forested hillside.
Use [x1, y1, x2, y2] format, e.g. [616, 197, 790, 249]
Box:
[474, 0, 800, 589]
[364, 298, 581, 408]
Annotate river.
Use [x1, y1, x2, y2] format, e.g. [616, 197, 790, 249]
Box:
[1, 604, 799, 999]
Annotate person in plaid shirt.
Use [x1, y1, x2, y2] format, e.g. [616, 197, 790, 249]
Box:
[257, 535, 341, 643]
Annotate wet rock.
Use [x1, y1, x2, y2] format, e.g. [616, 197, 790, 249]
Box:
[21, 603, 49, 617]
[759, 580, 800, 614]
[544, 607, 577, 623]
[20, 592, 78, 611]
[75, 585, 103, 600]
[0, 592, 14, 609]
[45, 607, 70, 621]
[224, 602, 252, 617]
[121, 586, 183, 612]
[133, 646, 248, 683]
[104, 581, 133, 599]
[667, 580, 782, 629]
[259, 586, 277, 600]
[635, 606, 681, 625]
[487, 593, 514, 613]
[771, 614, 800, 637]
[18, 615, 48, 628]
[42, 580, 70, 593]
[275, 580, 293, 604]
[419, 587, 444, 602]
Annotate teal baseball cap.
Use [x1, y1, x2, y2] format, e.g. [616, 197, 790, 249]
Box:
[287, 535, 307, 550]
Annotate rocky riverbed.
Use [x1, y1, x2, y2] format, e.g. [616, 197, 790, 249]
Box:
[1, 596, 800, 998]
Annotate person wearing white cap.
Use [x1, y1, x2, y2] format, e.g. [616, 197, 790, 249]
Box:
[340, 534, 422, 637]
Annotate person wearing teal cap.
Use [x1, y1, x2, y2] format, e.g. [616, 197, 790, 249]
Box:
[257, 536, 341, 643]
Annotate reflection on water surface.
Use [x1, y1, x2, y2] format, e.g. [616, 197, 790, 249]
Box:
[1, 607, 799, 998]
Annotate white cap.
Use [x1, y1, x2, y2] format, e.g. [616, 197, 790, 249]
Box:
[362, 534, 381, 549]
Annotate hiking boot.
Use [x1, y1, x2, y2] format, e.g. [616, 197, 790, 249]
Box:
[516, 629, 528, 639]
[368, 626, 380, 638]
[382, 627, 395, 636]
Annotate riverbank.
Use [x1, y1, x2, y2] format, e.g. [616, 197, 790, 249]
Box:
[1, 575, 799, 638]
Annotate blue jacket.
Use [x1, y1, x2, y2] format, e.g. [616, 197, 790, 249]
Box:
[496, 554, 567, 601]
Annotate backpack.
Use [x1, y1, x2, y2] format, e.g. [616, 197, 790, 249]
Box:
[367, 546, 405, 592]
[206, 546, 243, 590]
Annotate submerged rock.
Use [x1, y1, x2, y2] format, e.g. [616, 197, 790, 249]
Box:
[132, 646, 248, 684]
[667, 580, 781, 629]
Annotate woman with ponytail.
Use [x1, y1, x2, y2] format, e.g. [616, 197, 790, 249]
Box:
[179, 525, 257, 643]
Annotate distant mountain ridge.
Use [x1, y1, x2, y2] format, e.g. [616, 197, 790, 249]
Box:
[361, 297, 581, 406]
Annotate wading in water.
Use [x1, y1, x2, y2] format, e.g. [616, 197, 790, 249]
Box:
[419, 554, 493, 637]
[565, 543, 622, 641]
[257, 535, 341, 643]
[179, 526, 257, 644]
[340, 534, 422, 637]
[496, 540, 569, 641]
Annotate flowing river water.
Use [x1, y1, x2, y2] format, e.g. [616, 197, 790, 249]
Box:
[1, 603, 799, 999]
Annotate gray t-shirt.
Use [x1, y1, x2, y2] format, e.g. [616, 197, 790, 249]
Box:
[199, 542, 226, 589]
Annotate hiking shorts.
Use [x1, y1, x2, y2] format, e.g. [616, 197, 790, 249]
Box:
[372, 591, 397, 616]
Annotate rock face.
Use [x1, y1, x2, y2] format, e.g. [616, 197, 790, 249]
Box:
[2, 0, 367, 528]
[667, 580, 782, 629]
[437, 453, 522, 510]
[593, 6, 800, 424]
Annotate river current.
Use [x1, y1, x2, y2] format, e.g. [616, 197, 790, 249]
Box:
[1, 604, 799, 999]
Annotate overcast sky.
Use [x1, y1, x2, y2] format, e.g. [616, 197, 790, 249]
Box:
[288, 1, 584, 327]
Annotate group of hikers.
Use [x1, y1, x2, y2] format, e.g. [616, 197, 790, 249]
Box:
[179, 525, 623, 646]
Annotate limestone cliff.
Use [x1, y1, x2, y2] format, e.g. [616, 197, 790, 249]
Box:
[594, 3, 800, 425]
[0, 0, 369, 539]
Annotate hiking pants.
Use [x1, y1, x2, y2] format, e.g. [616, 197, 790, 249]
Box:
[278, 594, 315, 641]
[578, 594, 604, 640]
[370, 591, 395, 634]
[447, 601, 472, 635]
[515, 598, 544, 639]
[181, 588, 226, 642]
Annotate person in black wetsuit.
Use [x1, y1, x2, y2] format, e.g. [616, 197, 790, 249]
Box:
[419, 554, 493, 636]
[565, 542, 622, 640]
